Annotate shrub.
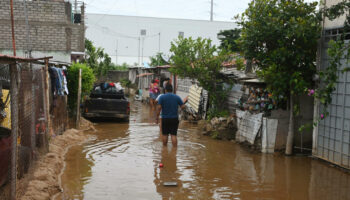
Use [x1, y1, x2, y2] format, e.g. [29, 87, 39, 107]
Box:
[67, 63, 96, 114]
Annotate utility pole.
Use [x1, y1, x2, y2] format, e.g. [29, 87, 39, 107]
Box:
[158, 32, 161, 67]
[140, 29, 146, 66]
[210, 0, 214, 21]
[115, 39, 118, 64]
[138, 37, 140, 66]
[75, 0, 78, 14]
[158, 32, 161, 53]
[141, 37, 144, 66]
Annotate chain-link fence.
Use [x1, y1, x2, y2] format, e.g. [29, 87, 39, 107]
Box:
[0, 59, 69, 199]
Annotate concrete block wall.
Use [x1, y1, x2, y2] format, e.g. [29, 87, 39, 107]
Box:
[0, 0, 84, 54]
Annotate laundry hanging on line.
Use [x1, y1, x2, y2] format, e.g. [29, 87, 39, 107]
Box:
[48, 66, 69, 96]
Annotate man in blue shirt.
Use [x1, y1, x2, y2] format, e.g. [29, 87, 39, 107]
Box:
[156, 84, 187, 147]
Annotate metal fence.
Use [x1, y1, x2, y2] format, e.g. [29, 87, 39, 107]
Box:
[315, 29, 350, 169]
[0, 58, 68, 199]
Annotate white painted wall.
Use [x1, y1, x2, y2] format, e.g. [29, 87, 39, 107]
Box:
[0, 50, 71, 63]
[86, 14, 236, 66]
[323, 0, 347, 29]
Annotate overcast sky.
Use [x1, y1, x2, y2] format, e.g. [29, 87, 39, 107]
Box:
[84, 0, 318, 22]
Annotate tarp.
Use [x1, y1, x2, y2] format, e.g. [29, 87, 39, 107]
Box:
[136, 73, 154, 77]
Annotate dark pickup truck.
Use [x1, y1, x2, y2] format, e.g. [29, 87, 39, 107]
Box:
[83, 84, 130, 121]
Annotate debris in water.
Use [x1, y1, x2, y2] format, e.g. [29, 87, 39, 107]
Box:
[159, 163, 164, 168]
[163, 182, 177, 187]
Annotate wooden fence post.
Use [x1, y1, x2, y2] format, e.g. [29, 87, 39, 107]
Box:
[10, 63, 18, 200]
[30, 63, 36, 157]
[43, 59, 50, 152]
[76, 68, 82, 129]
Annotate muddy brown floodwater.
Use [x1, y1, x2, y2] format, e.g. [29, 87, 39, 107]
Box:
[58, 102, 350, 200]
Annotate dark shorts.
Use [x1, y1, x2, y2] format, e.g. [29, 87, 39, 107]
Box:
[150, 93, 159, 99]
[162, 118, 179, 136]
[150, 93, 156, 99]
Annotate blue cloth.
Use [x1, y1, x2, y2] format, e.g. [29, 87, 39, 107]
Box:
[56, 68, 65, 95]
[52, 67, 63, 96]
[158, 93, 183, 119]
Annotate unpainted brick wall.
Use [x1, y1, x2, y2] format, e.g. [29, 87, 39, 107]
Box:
[0, 0, 84, 52]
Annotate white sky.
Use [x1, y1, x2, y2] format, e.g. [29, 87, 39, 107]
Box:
[84, 0, 318, 22]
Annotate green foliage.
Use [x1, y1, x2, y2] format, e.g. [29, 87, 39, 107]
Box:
[315, 40, 343, 117]
[210, 131, 220, 139]
[149, 53, 168, 67]
[303, 2, 350, 126]
[120, 78, 132, 88]
[235, 57, 245, 71]
[207, 108, 229, 120]
[169, 37, 233, 113]
[101, 62, 129, 76]
[85, 39, 128, 77]
[238, 0, 320, 105]
[111, 63, 129, 71]
[217, 28, 241, 52]
[67, 63, 95, 113]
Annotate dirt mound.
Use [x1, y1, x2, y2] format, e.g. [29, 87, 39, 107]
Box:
[19, 119, 94, 200]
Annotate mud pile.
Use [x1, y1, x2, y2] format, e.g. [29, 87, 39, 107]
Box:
[19, 119, 94, 200]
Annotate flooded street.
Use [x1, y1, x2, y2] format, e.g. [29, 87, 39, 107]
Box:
[59, 102, 350, 200]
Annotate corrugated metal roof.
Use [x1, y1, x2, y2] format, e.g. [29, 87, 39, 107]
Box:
[188, 85, 202, 113]
[236, 110, 263, 144]
[156, 65, 171, 68]
[0, 54, 52, 62]
[242, 78, 265, 83]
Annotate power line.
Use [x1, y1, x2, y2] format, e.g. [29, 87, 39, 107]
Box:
[210, 0, 213, 21]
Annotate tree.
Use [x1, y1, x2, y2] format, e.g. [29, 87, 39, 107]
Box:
[217, 28, 241, 52]
[85, 38, 104, 71]
[149, 53, 169, 67]
[238, 0, 320, 155]
[169, 37, 232, 115]
[84, 38, 115, 78]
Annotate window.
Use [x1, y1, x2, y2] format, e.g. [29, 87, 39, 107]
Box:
[140, 29, 146, 36]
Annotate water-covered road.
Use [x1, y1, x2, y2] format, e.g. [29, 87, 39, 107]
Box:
[59, 102, 350, 200]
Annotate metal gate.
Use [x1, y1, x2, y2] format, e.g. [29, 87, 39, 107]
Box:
[315, 28, 350, 169]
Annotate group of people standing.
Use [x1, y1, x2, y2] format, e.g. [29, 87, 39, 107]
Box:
[149, 77, 187, 147]
[149, 77, 170, 106]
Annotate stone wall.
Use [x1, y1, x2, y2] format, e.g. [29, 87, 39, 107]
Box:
[0, 0, 84, 54]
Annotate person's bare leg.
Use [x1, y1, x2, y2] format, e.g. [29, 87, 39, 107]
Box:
[159, 118, 162, 138]
[162, 135, 168, 146]
[171, 135, 177, 147]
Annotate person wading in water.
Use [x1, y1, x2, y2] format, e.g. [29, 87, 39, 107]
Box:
[156, 84, 187, 147]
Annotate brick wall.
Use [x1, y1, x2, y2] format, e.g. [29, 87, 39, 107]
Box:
[0, 0, 84, 53]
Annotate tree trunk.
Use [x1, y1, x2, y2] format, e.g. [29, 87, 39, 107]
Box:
[285, 92, 294, 155]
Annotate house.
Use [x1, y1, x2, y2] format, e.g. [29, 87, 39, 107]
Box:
[0, 0, 85, 63]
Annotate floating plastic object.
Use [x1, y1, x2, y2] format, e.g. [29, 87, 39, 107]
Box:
[159, 163, 164, 168]
[163, 182, 177, 187]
